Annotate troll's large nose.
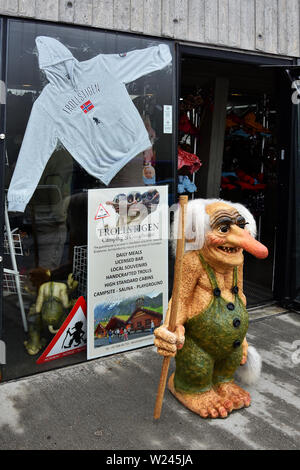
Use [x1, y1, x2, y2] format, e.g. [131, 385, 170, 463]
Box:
[227, 225, 268, 259]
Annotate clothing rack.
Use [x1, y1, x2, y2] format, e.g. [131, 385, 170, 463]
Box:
[178, 94, 203, 199]
[4, 199, 28, 332]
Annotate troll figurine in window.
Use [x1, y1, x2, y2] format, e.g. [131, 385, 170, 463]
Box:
[24, 273, 78, 355]
[154, 199, 268, 418]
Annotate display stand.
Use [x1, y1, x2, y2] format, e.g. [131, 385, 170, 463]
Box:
[3, 269, 26, 295]
[4, 227, 23, 256]
[186, 108, 201, 200]
[4, 201, 28, 332]
[73, 245, 87, 298]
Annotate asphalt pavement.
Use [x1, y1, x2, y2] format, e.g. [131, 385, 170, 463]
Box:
[0, 310, 299, 450]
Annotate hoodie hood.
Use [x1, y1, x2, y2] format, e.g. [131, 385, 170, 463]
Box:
[35, 36, 78, 89]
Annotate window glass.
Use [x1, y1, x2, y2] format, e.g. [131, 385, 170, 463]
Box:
[2, 19, 174, 380]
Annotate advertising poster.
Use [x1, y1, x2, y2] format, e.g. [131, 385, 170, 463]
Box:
[87, 186, 168, 360]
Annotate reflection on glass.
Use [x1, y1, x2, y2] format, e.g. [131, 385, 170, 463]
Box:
[3, 19, 174, 380]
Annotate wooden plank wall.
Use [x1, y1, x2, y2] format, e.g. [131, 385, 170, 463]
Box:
[0, 0, 299, 57]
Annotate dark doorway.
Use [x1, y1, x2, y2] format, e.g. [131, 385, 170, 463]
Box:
[178, 49, 293, 307]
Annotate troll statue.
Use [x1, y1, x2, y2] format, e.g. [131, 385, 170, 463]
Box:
[154, 199, 268, 418]
[24, 272, 78, 355]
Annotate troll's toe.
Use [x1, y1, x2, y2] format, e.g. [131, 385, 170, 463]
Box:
[168, 373, 232, 418]
[215, 382, 251, 410]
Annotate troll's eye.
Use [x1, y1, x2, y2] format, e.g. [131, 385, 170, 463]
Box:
[219, 224, 230, 233]
[237, 222, 248, 230]
[236, 216, 248, 229]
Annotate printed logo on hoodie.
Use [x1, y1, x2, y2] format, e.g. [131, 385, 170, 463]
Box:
[62, 82, 101, 115]
[80, 100, 94, 114]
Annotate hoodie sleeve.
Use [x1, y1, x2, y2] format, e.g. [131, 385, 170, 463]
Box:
[7, 102, 58, 212]
[100, 44, 172, 84]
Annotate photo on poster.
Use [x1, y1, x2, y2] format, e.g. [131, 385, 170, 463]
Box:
[87, 186, 168, 360]
[94, 291, 163, 348]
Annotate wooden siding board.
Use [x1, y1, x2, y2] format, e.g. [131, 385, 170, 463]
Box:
[187, 0, 205, 43]
[36, 0, 59, 21]
[255, 0, 266, 51]
[59, 0, 75, 23]
[73, 0, 92, 25]
[204, 0, 218, 44]
[264, 0, 278, 53]
[130, 0, 144, 33]
[143, 0, 161, 36]
[286, 0, 300, 56]
[173, 0, 188, 39]
[240, 0, 255, 50]
[161, 0, 174, 37]
[0, 0, 298, 57]
[278, 0, 288, 55]
[228, 0, 241, 47]
[0, 0, 18, 13]
[92, 0, 114, 29]
[19, 0, 36, 17]
[218, 0, 229, 45]
[113, 0, 131, 32]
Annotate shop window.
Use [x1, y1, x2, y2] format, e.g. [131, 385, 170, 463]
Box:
[1, 18, 174, 381]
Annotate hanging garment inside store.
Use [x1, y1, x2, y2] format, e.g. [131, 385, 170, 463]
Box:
[177, 91, 210, 197]
[179, 55, 282, 306]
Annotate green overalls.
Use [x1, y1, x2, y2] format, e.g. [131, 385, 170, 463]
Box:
[41, 282, 65, 327]
[174, 253, 248, 394]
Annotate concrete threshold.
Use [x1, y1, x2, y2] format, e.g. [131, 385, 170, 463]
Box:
[248, 303, 290, 322]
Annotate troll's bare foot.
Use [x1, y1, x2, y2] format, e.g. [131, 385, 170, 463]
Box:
[168, 373, 233, 418]
[24, 339, 42, 355]
[215, 382, 251, 410]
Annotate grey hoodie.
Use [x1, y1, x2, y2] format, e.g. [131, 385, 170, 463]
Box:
[7, 36, 172, 212]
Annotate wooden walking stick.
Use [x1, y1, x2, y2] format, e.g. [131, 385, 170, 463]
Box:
[153, 195, 188, 419]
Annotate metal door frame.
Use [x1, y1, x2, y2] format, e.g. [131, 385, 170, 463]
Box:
[0, 17, 7, 341]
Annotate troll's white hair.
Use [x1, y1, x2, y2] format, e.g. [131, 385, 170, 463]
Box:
[171, 198, 257, 254]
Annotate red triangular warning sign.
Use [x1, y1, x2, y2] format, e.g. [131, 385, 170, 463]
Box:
[94, 203, 110, 220]
[36, 296, 87, 364]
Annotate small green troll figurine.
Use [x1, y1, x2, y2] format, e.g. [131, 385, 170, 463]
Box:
[24, 273, 78, 355]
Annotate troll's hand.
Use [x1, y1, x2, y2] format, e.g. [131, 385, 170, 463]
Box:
[154, 324, 185, 357]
